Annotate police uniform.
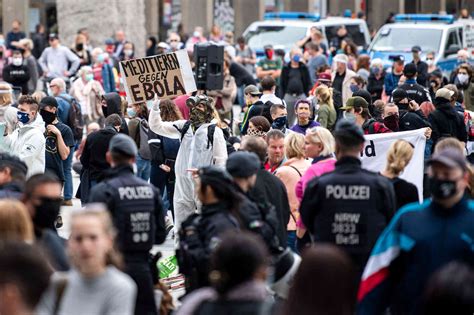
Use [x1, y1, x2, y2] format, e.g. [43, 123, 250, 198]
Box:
[397, 63, 432, 105]
[299, 122, 396, 273]
[89, 134, 166, 315]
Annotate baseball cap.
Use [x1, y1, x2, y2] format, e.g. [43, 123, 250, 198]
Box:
[333, 54, 349, 64]
[340, 96, 368, 110]
[244, 84, 261, 96]
[352, 89, 372, 106]
[264, 44, 273, 50]
[104, 38, 115, 45]
[411, 45, 422, 53]
[40, 96, 58, 109]
[48, 33, 59, 40]
[108, 134, 138, 157]
[333, 120, 365, 144]
[226, 151, 261, 178]
[318, 73, 332, 82]
[428, 149, 467, 172]
[392, 88, 409, 103]
[392, 55, 405, 63]
[403, 63, 417, 77]
[157, 42, 170, 50]
[435, 88, 455, 101]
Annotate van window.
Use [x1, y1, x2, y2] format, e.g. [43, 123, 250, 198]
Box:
[325, 24, 366, 47]
[245, 25, 308, 52]
[444, 30, 460, 57]
[371, 28, 442, 53]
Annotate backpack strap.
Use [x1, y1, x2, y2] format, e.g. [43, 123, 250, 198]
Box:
[178, 121, 192, 142]
[207, 124, 216, 149]
[53, 273, 68, 315]
[289, 165, 302, 177]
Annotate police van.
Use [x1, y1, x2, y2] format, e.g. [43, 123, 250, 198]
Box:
[242, 12, 371, 58]
[369, 14, 471, 76]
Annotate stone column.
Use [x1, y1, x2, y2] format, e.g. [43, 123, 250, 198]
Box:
[233, 0, 265, 37]
[283, 0, 315, 12]
[2, 0, 29, 36]
[145, 0, 160, 40]
[180, 0, 213, 35]
[56, 0, 147, 57]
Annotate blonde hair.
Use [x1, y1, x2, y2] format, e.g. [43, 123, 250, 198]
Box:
[70, 204, 123, 269]
[0, 199, 34, 242]
[306, 126, 335, 156]
[0, 83, 13, 106]
[31, 91, 47, 104]
[385, 140, 414, 176]
[314, 85, 334, 110]
[434, 137, 464, 154]
[285, 132, 305, 159]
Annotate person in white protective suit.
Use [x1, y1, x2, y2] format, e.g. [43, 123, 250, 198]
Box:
[149, 94, 228, 230]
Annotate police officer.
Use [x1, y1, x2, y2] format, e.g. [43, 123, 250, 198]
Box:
[89, 133, 166, 315]
[397, 63, 432, 105]
[299, 120, 396, 274]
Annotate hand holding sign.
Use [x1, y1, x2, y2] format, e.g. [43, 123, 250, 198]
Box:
[120, 50, 197, 104]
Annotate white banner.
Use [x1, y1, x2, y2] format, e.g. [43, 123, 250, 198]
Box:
[360, 128, 427, 201]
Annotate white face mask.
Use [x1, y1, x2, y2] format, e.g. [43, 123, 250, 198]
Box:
[457, 73, 469, 84]
[193, 31, 201, 38]
[124, 49, 133, 57]
[12, 58, 22, 66]
[426, 59, 434, 66]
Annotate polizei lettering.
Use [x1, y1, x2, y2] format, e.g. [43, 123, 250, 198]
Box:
[118, 186, 154, 200]
[326, 185, 370, 200]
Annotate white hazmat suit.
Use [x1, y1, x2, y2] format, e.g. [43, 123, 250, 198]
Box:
[149, 102, 227, 230]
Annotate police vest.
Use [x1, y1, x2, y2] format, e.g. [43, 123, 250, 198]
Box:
[105, 175, 157, 253]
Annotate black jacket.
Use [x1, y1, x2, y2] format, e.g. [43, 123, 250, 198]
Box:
[229, 61, 256, 87]
[249, 168, 290, 247]
[3, 63, 30, 94]
[103, 92, 129, 135]
[280, 62, 311, 97]
[398, 81, 431, 105]
[398, 107, 431, 131]
[89, 165, 167, 254]
[80, 126, 117, 181]
[411, 60, 429, 87]
[367, 73, 385, 101]
[429, 98, 468, 144]
[300, 156, 396, 273]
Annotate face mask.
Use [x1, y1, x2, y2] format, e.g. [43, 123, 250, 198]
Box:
[426, 59, 434, 66]
[265, 49, 273, 60]
[430, 80, 439, 88]
[40, 109, 56, 125]
[12, 58, 22, 66]
[430, 177, 458, 200]
[457, 73, 469, 84]
[350, 84, 359, 93]
[85, 73, 94, 81]
[193, 31, 201, 38]
[124, 49, 133, 57]
[33, 197, 62, 230]
[102, 105, 108, 117]
[0, 39, 5, 46]
[457, 58, 467, 65]
[247, 127, 266, 138]
[170, 41, 179, 49]
[97, 54, 105, 63]
[272, 116, 287, 129]
[371, 66, 380, 75]
[127, 108, 136, 117]
[146, 100, 154, 110]
[17, 111, 30, 124]
[343, 111, 356, 123]
[190, 106, 209, 127]
[76, 43, 84, 50]
[383, 114, 399, 131]
[292, 55, 301, 63]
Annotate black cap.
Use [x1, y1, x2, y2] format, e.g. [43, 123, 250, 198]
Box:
[108, 134, 138, 157]
[0, 152, 27, 175]
[403, 63, 417, 77]
[352, 89, 372, 106]
[333, 120, 365, 144]
[411, 45, 422, 53]
[392, 88, 408, 103]
[226, 151, 261, 178]
[40, 96, 58, 109]
[392, 55, 405, 63]
[48, 33, 59, 40]
[199, 166, 234, 186]
[264, 44, 273, 50]
[428, 149, 467, 172]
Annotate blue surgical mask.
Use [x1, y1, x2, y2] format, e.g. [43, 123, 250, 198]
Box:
[292, 55, 301, 63]
[127, 108, 136, 117]
[0, 39, 5, 46]
[272, 116, 287, 129]
[17, 111, 30, 124]
[97, 54, 105, 63]
[371, 66, 380, 75]
[146, 100, 154, 110]
[350, 84, 359, 93]
[343, 111, 356, 123]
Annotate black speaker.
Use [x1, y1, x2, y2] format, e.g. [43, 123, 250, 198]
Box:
[194, 43, 224, 90]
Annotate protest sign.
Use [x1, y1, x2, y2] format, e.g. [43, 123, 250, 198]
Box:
[463, 22, 474, 54]
[120, 49, 196, 104]
[360, 128, 426, 201]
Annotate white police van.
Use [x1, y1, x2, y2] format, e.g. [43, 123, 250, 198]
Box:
[369, 14, 470, 76]
[243, 12, 371, 58]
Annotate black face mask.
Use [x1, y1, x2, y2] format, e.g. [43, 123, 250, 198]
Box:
[102, 105, 108, 117]
[430, 177, 458, 200]
[383, 114, 399, 131]
[40, 109, 56, 125]
[76, 43, 84, 51]
[33, 197, 62, 230]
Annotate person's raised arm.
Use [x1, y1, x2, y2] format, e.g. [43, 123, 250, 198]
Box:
[148, 100, 186, 139]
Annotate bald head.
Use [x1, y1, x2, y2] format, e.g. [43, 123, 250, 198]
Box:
[115, 30, 125, 42]
[458, 49, 469, 62]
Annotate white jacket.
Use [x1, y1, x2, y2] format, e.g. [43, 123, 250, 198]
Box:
[5, 115, 46, 178]
[332, 69, 356, 105]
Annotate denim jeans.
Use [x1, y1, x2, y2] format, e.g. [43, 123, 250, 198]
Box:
[62, 146, 74, 200]
[150, 163, 175, 218]
[136, 154, 151, 181]
[287, 230, 297, 253]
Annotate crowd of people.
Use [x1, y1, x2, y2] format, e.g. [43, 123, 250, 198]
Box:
[1, 13, 474, 315]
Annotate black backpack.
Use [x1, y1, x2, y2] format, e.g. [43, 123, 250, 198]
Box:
[58, 95, 84, 141]
[178, 121, 217, 149]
